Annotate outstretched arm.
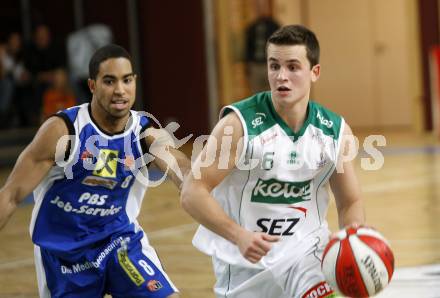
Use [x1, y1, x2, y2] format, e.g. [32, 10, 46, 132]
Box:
[330, 124, 365, 229]
[180, 113, 279, 263]
[0, 117, 68, 230]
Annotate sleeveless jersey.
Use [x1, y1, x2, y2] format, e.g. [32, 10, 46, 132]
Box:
[193, 91, 345, 268]
[30, 103, 151, 257]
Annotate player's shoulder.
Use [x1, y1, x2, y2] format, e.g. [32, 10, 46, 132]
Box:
[308, 100, 344, 140]
[220, 91, 275, 136]
[130, 109, 151, 129]
[222, 91, 270, 117]
[24, 115, 71, 160]
[57, 104, 83, 123]
[40, 115, 70, 136]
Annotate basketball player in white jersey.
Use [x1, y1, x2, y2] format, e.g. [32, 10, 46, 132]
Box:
[0, 44, 189, 297]
[181, 25, 365, 298]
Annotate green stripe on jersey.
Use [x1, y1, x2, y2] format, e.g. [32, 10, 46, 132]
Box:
[222, 92, 342, 142]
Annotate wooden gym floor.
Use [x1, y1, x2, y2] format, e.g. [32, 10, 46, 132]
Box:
[0, 130, 439, 297]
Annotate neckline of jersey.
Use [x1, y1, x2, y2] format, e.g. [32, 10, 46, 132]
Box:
[265, 92, 313, 141]
[87, 104, 134, 137]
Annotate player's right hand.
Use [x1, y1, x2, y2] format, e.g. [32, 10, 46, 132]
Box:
[236, 230, 280, 263]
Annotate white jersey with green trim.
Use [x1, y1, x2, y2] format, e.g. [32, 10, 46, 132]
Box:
[193, 91, 345, 269]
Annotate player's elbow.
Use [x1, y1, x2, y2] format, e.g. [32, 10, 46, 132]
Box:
[0, 188, 20, 230]
[179, 176, 203, 213]
[179, 180, 193, 212]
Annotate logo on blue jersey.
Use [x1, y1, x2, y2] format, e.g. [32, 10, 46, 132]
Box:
[81, 150, 95, 164]
[93, 149, 119, 178]
[50, 195, 122, 217]
[123, 155, 135, 171]
[118, 245, 145, 286]
[147, 280, 163, 291]
[82, 176, 117, 189]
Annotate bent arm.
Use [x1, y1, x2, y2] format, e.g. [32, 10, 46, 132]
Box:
[0, 117, 68, 230]
[144, 127, 191, 191]
[180, 113, 246, 244]
[330, 124, 365, 229]
[181, 113, 279, 263]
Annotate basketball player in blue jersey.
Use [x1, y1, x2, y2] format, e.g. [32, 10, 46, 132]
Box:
[0, 44, 188, 297]
[181, 25, 365, 297]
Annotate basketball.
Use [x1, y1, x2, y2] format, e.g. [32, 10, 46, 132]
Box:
[321, 227, 395, 297]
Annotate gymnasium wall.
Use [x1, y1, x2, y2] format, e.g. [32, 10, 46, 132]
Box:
[0, 0, 438, 134]
[0, 0, 209, 138]
[215, 0, 426, 131]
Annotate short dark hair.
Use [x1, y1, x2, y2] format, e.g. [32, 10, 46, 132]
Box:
[267, 25, 320, 67]
[89, 44, 133, 80]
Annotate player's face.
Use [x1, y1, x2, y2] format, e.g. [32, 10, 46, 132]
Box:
[267, 44, 320, 106]
[89, 57, 136, 119]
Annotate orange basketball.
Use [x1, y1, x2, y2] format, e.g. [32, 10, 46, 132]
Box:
[321, 227, 395, 297]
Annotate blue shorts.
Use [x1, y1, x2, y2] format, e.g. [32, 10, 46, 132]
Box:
[34, 230, 178, 298]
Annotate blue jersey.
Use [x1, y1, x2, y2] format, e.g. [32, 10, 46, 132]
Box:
[30, 103, 151, 257]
